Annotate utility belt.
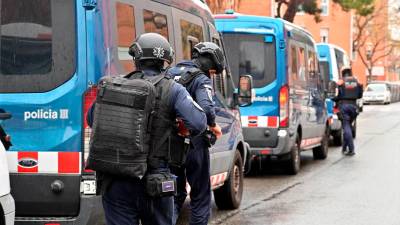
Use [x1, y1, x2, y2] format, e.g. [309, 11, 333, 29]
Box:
[339, 99, 357, 105]
[144, 169, 177, 198]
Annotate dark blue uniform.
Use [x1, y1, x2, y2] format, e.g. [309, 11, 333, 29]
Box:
[87, 69, 207, 225]
[335, 76, 363, 154]
[168, 61, 216, 225]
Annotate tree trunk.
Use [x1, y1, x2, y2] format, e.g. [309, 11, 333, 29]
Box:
[283, 0, 298, 22]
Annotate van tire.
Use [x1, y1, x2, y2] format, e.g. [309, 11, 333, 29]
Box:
[284, 136, 301, 175]
[214, 150, 243, 209]
[332, 129, 343, 146]
[313, 127, 329, 160]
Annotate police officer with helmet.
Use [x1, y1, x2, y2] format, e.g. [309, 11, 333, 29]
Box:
[168, 42, 224, 225]
[87, 33, 207, 225]
[334, 66, 363, 156]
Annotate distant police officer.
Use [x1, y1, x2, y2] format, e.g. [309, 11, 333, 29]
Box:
[168, 42, 224, 225]
[87, 33, 207, 225]
[335, 67, 363, 156]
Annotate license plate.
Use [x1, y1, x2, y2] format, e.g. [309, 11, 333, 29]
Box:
[82, 180, 96, 195]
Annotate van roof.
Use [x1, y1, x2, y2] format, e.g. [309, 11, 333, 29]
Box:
[214, 13, 313, 38]
[154, 0, 213, 22]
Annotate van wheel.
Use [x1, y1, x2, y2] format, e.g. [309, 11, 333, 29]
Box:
[284, 136, 301, 175]
[332, 129, 343, 146]
[214, 150, 243, 209]
[313, 127, 329, 160]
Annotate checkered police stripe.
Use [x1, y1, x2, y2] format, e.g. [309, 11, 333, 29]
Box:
[241, 116, 279, 128]
[6, 151, 81, 174]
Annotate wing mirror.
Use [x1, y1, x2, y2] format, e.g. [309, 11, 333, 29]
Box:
[326, 81, 337, 99]
[237, 75, 254, 107]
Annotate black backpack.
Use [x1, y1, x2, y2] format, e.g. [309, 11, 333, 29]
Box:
[87, 72, 165, 178]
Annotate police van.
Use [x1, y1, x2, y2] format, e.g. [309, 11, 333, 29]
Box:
[317, 43, 351, 145]
[0, 0, 250, 224]
[216, 13, 333, 175]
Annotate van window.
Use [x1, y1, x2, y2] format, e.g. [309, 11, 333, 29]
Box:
[180, 20, 204, 60]
[116, 2, 136, 72]
[319, 61, 330, 90]
[289, 45, 298, 82]
[297, 47, 306, 81]
[223, 33, 276, 88]
[0, 0, 76, 93]
[307, 50, 317, 79]
[143, 9, 169, 40]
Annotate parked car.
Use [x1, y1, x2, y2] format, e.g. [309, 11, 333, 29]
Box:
[216, 13, 334, 175]
[0, 111, 15, 225]
[363, 83, 391, 104]
[0, 1, 252, 224]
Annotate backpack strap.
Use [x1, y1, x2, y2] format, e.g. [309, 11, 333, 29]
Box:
[178, 67, 204, 86]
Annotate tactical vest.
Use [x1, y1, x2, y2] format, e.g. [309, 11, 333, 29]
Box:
[177, 67, 204, 90]
[341, 77, 360, 100]
[87, 71, 175, 178]
[147, 77, 176, 170]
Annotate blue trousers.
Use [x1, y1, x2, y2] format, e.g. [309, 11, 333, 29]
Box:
[172, 138, 211, 225]
[102, 178, 174, 225]
[340, 104, 358, 152]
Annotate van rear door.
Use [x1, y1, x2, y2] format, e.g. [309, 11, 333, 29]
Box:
[223, 32, 279, 148]
[0, 0, 82, 217]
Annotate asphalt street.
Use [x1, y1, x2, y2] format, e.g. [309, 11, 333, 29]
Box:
[179, 103, 400, 225]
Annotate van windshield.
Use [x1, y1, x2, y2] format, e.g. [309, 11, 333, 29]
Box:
[366, 84, 386, 92]
[223, 33, 276, 88]
[0, 0, 76, 93]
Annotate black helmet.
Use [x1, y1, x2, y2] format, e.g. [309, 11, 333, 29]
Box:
[192, 42, 225, 73]
[129, 33, 174, 64]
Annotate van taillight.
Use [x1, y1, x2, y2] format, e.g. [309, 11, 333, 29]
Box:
[83, 86, 97, 174]
[279, 85, 289, 127]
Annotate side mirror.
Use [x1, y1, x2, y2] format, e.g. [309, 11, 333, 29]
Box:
[0, 112, 12, 120]
[326, 81, 337, 99]
[238, 75, 254, 107]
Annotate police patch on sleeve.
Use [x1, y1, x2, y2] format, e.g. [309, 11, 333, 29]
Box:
[187, 96, 204, 111]
[203, 85, 213, 102]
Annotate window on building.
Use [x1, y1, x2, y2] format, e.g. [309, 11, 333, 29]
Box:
[143, 9, 169, 40]
[116, 2, 135, 72]
[180, 19, 203, 60]
[321, 0, 329, 16]
[320, 28, 329, 43]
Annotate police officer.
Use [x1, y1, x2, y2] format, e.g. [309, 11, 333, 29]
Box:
[168, 42, 224, 225]
[334, 67, 363, 156]
[87, 33, 207, 225]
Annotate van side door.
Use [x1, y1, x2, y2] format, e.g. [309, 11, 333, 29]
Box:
[207, 22, 238, 175]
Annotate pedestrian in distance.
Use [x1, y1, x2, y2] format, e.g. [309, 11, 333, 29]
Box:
[334, 66, 363, 156]
[86, 33, 207, 225]
[168, 42, 224, 225]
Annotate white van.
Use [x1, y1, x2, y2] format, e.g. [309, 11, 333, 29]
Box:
[0, 112, 14, 225]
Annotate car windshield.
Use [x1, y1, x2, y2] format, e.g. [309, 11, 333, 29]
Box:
[366, 84, 386, 92]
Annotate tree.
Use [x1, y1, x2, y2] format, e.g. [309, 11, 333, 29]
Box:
[275, 0, 322, 22]
[351, 1, 400, 82]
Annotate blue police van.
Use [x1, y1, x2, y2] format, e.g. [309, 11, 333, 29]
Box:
[0, 1, 250, 223]
[216, 13, 332, 175]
